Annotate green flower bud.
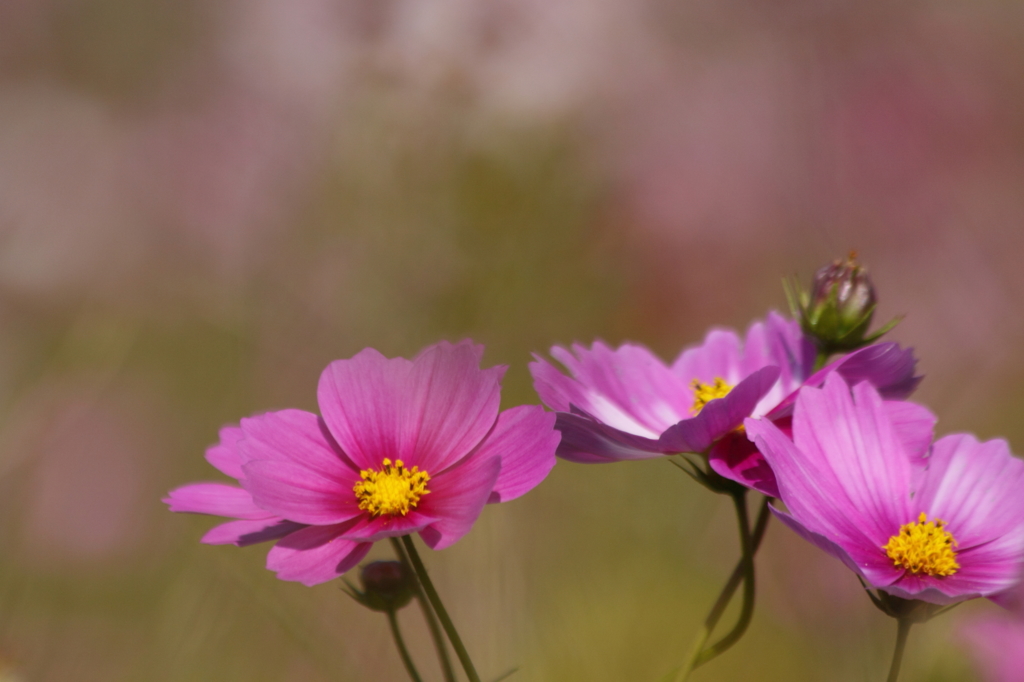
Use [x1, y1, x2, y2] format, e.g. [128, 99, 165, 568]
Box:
[343, 561, 415, 612]
[786, 254, 899, 355]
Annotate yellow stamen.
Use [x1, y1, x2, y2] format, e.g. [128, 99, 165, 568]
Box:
[354, 458, 431, 517]
[691, 378, 734, 415]
[883, 512, 960, 577]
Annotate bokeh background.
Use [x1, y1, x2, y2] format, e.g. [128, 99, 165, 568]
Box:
[1, 0, 1023, 680]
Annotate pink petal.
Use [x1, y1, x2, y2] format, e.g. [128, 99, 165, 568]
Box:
[338, 510, 437, 543]
[242, 460, 361, 525]
[480, 405, 559, 503]
[533, 341, 691, 438]
[417, 455, 502, 550]
[202, 518, 307, 547]
[673, 314, 813, 417]
[788, 375, 912, 545]
[205, 425, 245, 479]
[673, 329, 743, 384]
[767, 342, 921, 419]
[164, 482, 272, 519]
[266, 522, 372, 586]
[708, 431, 780, 498]
[239, 409, 357, 476]
[745, 413, 879, 551]
[915, 434, 1024, 558]
[659, 366, 780, 453]
[236, 408, 363, 524]
[760, 311, 816, 388]
[550, 411, 669, 463]
[317, 341, 503, 474]
[885, 399, 937, 460]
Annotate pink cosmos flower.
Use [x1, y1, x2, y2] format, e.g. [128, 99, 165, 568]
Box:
[165, 340, 560, 586]
[529, 311, 920, 496]
[746, 373, 1024, 605]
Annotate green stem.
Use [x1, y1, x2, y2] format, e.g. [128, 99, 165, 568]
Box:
[386, 609, 424, 682]
[887, 618, 913, 682]
[702, 495, 772, 635]
[693, 491, 757, 668]
[390, 537, 456, 682]
[813, 348, 831, 372]
[402, 534, 482, 682]
[675, 492, 763, 681]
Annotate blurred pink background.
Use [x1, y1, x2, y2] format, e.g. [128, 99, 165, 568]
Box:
[1, 0, 1022, 680]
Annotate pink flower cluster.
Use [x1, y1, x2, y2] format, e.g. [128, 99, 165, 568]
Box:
[530, 311, 1024, 606]
[167, 309, 1024, 624]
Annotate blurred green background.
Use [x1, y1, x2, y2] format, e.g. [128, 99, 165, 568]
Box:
[2, 0, 1024, 679]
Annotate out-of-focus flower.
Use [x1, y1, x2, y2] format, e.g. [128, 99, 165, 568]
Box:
[530, 311, 919, 496]
[746, 374, 1024, 605]
[166, 340, 559, 586]
[961, 614, 1024, 682]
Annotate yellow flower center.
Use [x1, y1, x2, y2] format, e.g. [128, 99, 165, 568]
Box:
[691, 378, 734, 415]
[882, 512, 960, 577]
[354, 459, 431, 517]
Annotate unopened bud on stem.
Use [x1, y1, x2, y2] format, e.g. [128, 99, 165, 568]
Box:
[785, 253, 900, 356]
[342, 560, 415, 612]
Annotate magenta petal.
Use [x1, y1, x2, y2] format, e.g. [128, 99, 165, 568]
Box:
[552, 411, 670, 463]
[708, 431, 780, 498]
[832, 343, 921, 399]
[745, 414, 877, 548]
[239, 409, 356, 476]
[760, 311, 816, 387]
[317, 341, 503, 474]
[790, 375, 913, 543]
[164, 483, 272, 519]
[916, 434, 1024, 560]
[266, 522, 372, 586]
[659, 366, 780, 454]
[884, 400, 937, 461]
[533, 342, 692, 437]
[205, 426, 246, 479]
[339, 511, 437, 543]
[202, 518, 307, 547]
[242, 460, 361, 525]
[477, 405, 559, 503]
[768, 343, 921, 419]
[418, 455, 502, 550]
[673, 329, 743, 384]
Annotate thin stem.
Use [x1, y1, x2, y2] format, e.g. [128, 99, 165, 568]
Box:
[390, 537, 456, 682]
[710, 496, 771, 617]
[693, 491, 756, 668]
[402, 534, 482, 682]
[887, 618, 913, 682]
[813, 349, 831, 372]
[387, 609, 424, 682]
[675, 492, 761, 681]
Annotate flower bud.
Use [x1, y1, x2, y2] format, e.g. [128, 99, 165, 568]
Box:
[345, 561, 415, 612]
[787, 254, 898, 355]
